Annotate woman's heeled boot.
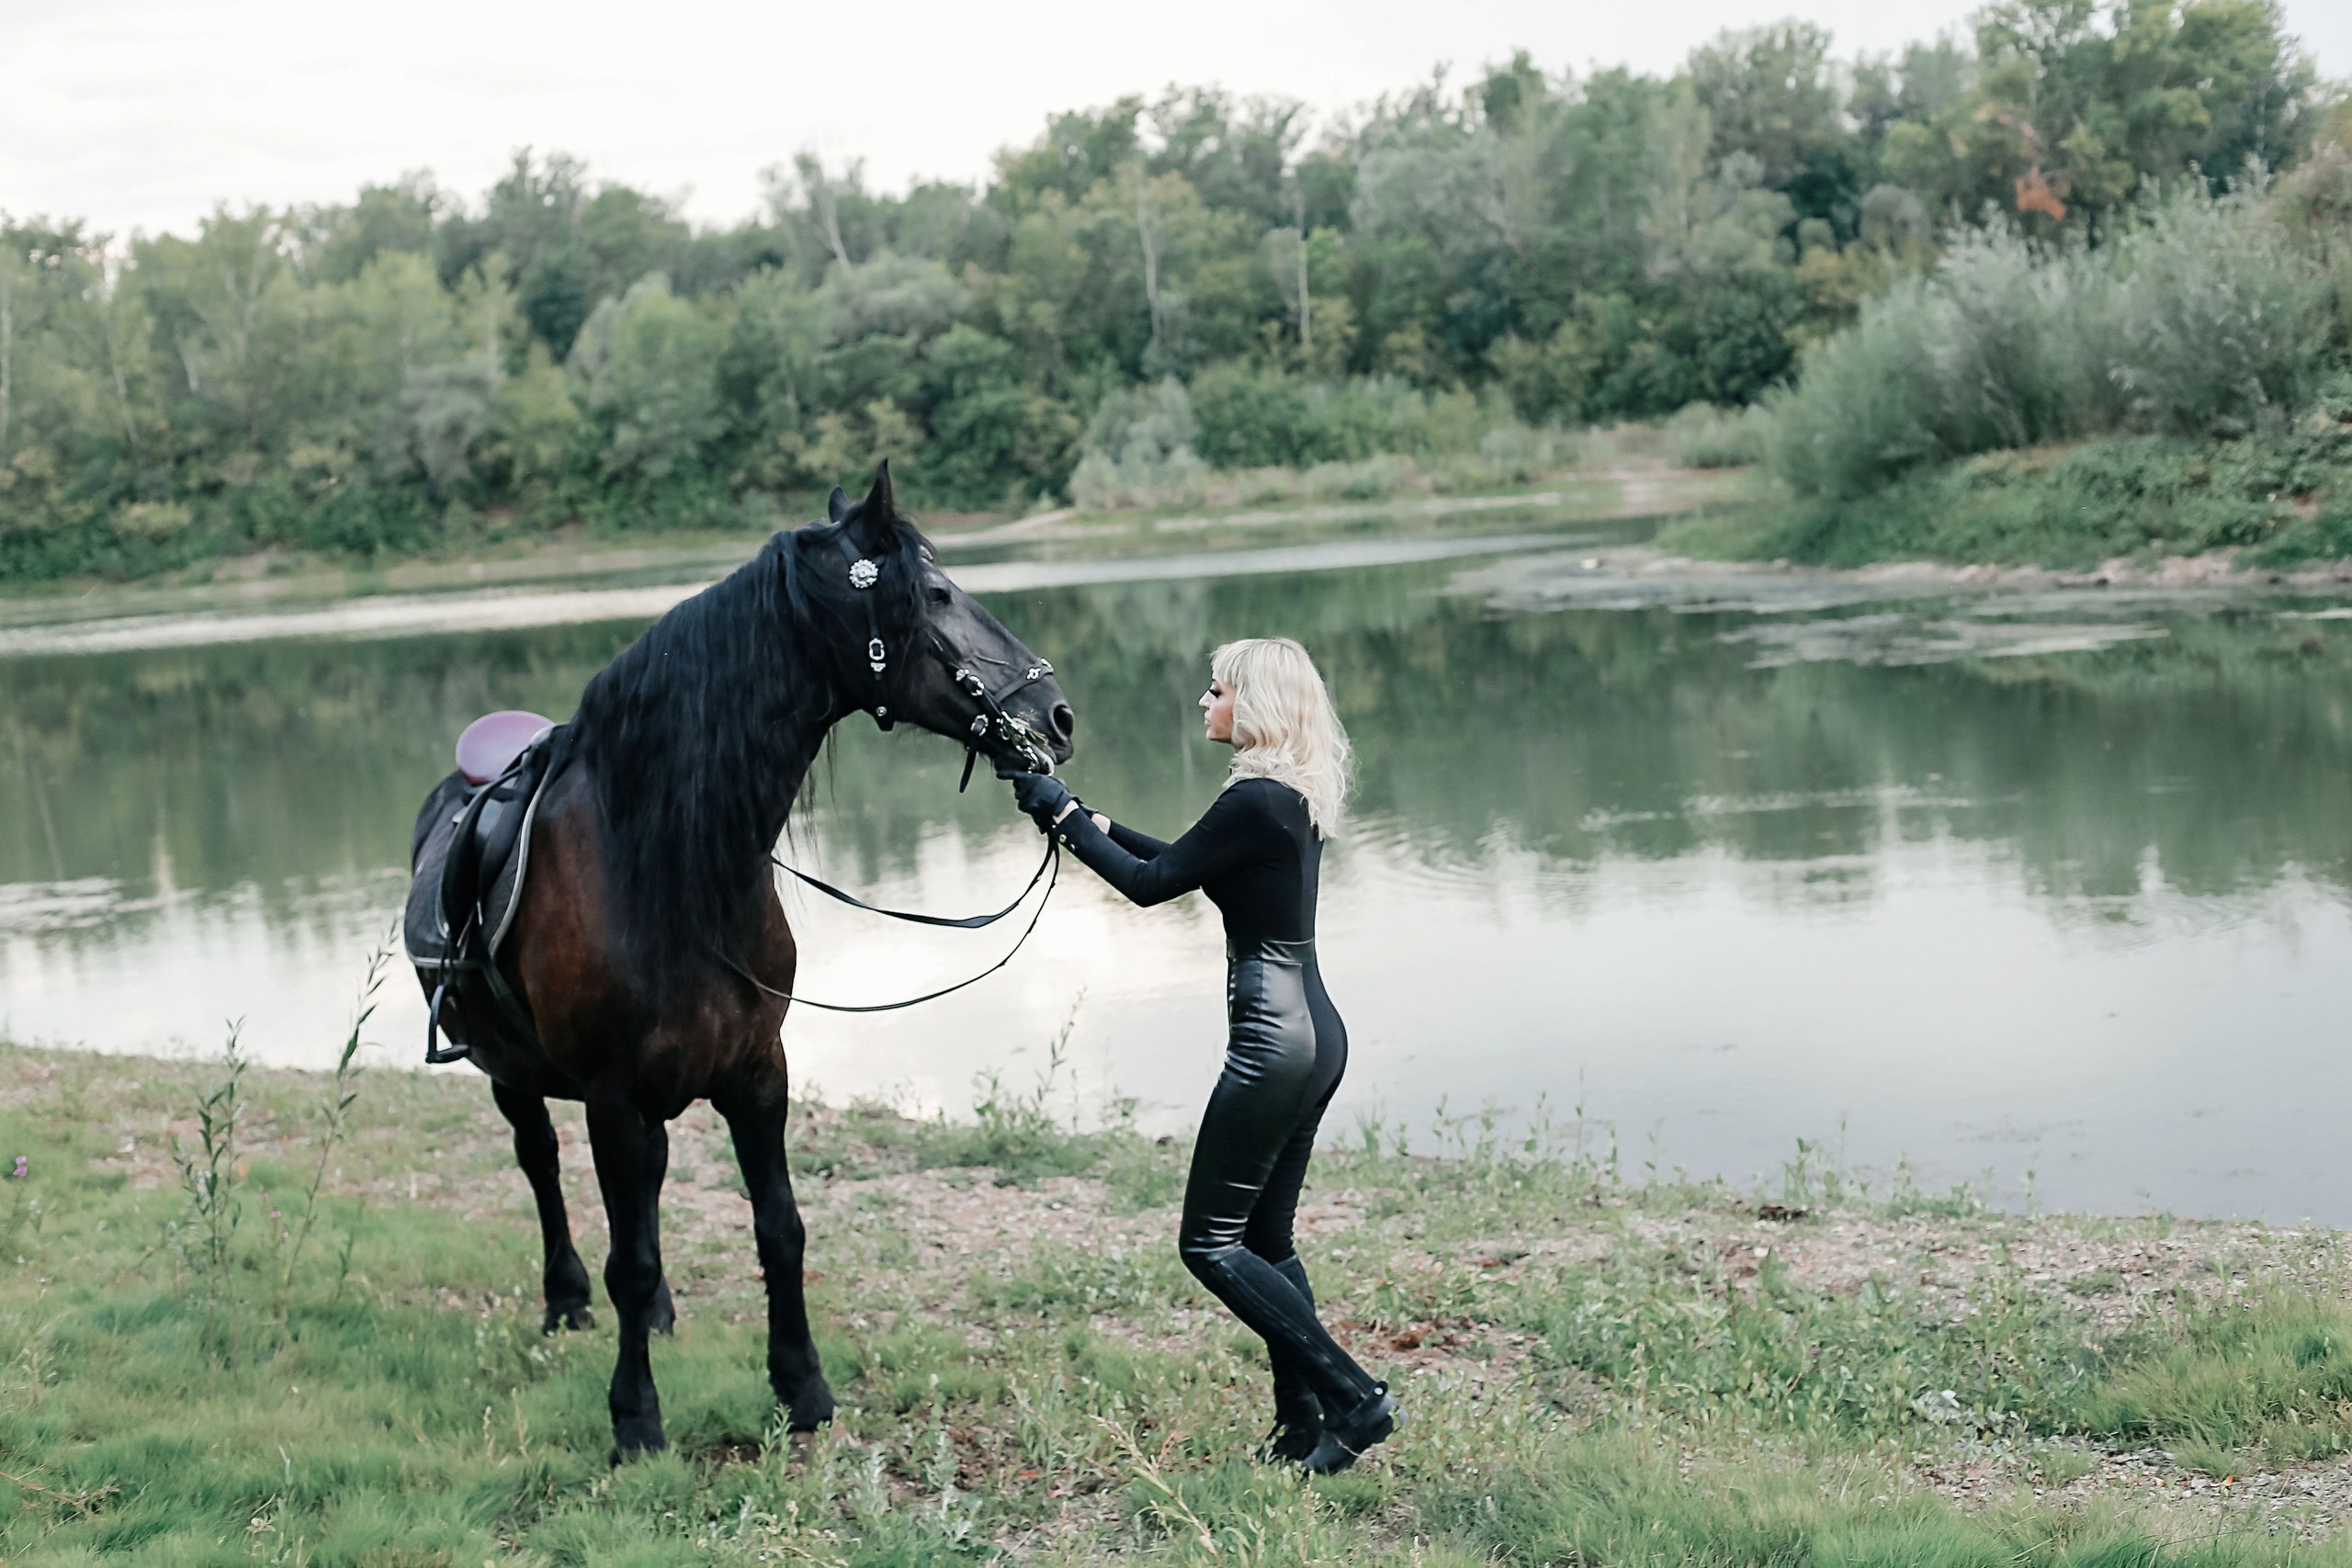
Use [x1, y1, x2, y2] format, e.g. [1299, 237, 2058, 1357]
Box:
[1261, 1256, 1324, 1461]
[1263, 1357, 1324, 1461]
[1301, 1382, 1398, 1475]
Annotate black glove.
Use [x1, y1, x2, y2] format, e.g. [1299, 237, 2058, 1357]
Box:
[1006, 769, 1074, 831]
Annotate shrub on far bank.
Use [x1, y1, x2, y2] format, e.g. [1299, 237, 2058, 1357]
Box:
[1068, 371, 1583, 512]
[1765, 185, 2337, 503]
[1662, 402, 1770, 469]
[1664, 393, 2352, 570]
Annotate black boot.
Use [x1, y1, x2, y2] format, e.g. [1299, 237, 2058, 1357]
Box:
[1262, 1377, 1323, 1462]
[1261, 1255, 1324, 1462]
[1302, 1382, 1398, 1475]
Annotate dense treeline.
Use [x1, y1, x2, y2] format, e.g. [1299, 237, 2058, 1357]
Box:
[0, 0, 2327, 580]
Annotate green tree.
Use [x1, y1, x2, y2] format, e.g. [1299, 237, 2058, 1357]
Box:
[571, 275, 725, 487]
[1883, 0, 2317, 231]
[1687, 20, 1863, 233]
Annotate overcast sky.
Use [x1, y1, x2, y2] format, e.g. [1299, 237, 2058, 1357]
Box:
[6, 0, 2346, 242]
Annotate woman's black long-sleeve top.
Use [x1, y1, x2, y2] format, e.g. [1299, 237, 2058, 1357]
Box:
[1051, 776, 1320, 947]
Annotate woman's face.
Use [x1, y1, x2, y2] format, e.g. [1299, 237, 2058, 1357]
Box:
[1200, 673, 1236, 745]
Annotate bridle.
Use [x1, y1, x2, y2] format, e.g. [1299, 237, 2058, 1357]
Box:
[823, 527, 1057, 782]
[713, 523, 1064, 1014]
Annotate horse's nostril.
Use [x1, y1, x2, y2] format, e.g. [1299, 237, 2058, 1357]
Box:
[1049, 703, 1075, 741]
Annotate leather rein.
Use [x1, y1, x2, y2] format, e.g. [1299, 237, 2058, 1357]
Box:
[717, 525, 1062, 1014]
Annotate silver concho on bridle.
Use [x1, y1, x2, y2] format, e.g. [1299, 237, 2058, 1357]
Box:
[849, 558, 887, 675]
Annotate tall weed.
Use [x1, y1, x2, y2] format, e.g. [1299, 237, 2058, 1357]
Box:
[164, 944, 385, 1368]
[166, 1021, 250, 1368]
[272, 939, 382, 1330]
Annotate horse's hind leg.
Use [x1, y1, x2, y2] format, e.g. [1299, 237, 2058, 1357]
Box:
[491, 1081, 594, 1333]
[715, 1077, 835, 1431]
[586, 1098, 673, 1458]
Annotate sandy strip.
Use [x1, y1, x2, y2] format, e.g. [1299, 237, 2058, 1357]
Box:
[0, 532, 1564, 659]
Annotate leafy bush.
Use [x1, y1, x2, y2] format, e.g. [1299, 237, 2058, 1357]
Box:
[1070, 369, 1576, 511]
[1184, 365, 1492, 469]
[1662, 401, 1768, 468]
[1766, 186, 2335, 502]
[1069, 378, 1211, 509]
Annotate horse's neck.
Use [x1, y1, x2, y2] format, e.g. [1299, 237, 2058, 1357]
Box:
[744, 676, 861, 845]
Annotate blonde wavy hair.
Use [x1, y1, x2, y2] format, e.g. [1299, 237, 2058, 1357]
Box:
[1214, 637, 1352, 836]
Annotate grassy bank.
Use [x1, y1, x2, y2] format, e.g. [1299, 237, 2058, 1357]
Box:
[1660, 413, 2352, 572]
[10, 1045, 2352, 1563]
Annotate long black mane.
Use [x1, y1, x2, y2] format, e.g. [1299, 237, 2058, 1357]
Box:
[559, 515, 929, 993]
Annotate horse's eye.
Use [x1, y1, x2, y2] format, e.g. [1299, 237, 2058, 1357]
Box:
[927, 584, 953, 605]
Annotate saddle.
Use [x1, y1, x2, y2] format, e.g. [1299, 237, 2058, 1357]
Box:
[404, 711, 561, 1065]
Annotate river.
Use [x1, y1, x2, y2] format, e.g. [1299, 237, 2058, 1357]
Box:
[6, 520, 2352, 1222]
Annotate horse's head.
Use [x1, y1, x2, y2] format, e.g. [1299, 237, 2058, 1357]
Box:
[805, 462, 1075, 773]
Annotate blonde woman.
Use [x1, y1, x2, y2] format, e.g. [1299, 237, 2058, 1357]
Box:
[1006, 637, 1397, 1473]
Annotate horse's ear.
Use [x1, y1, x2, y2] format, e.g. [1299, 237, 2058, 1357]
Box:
[826, 486, 849, 523]
[863, 460, 896, 523]
[845, 460, 905, 555]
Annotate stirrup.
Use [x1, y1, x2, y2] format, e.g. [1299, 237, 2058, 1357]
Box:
[423, 982, 471, 1065]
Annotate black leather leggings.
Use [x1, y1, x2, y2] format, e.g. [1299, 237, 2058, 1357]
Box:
[1178, 938, 1378, 1412]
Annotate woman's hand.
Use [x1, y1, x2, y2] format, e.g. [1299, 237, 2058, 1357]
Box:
[1007, 769, 1074, 831]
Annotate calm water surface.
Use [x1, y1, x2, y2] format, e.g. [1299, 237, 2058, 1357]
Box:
[6, 534, 2352, 1223]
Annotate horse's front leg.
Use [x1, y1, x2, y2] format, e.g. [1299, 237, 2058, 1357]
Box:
[586, 1097, 673, 1459]
[716, 1075, 835, 1431]
[490, 1080, 594, 1333]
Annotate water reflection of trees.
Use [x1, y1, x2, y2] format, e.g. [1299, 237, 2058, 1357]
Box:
[0, 624, 639, 940]
[6, 568, 2350, 951]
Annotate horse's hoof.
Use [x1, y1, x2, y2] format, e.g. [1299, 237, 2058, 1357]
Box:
[610, 1423, 669, 1464]
[543, 1303, 594, 1334]
[649, 1278, 677, 1336]
[787, 1379, 837, 1432]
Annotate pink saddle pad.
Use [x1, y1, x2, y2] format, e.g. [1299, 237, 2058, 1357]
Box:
[457, 710, 555, 785]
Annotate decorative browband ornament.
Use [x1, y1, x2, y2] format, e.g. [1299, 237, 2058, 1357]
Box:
[849, 558, 885, 673]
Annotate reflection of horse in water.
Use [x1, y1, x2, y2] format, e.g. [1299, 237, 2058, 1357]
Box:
[405, 467, 1073, 1458]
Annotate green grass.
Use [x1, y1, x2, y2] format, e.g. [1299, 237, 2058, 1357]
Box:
[2082, 1292, 2352, 1467]
[6, 1041, 2352, 1562]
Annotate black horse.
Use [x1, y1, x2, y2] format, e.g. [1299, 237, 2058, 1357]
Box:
[411, 465, 1073, 1458]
